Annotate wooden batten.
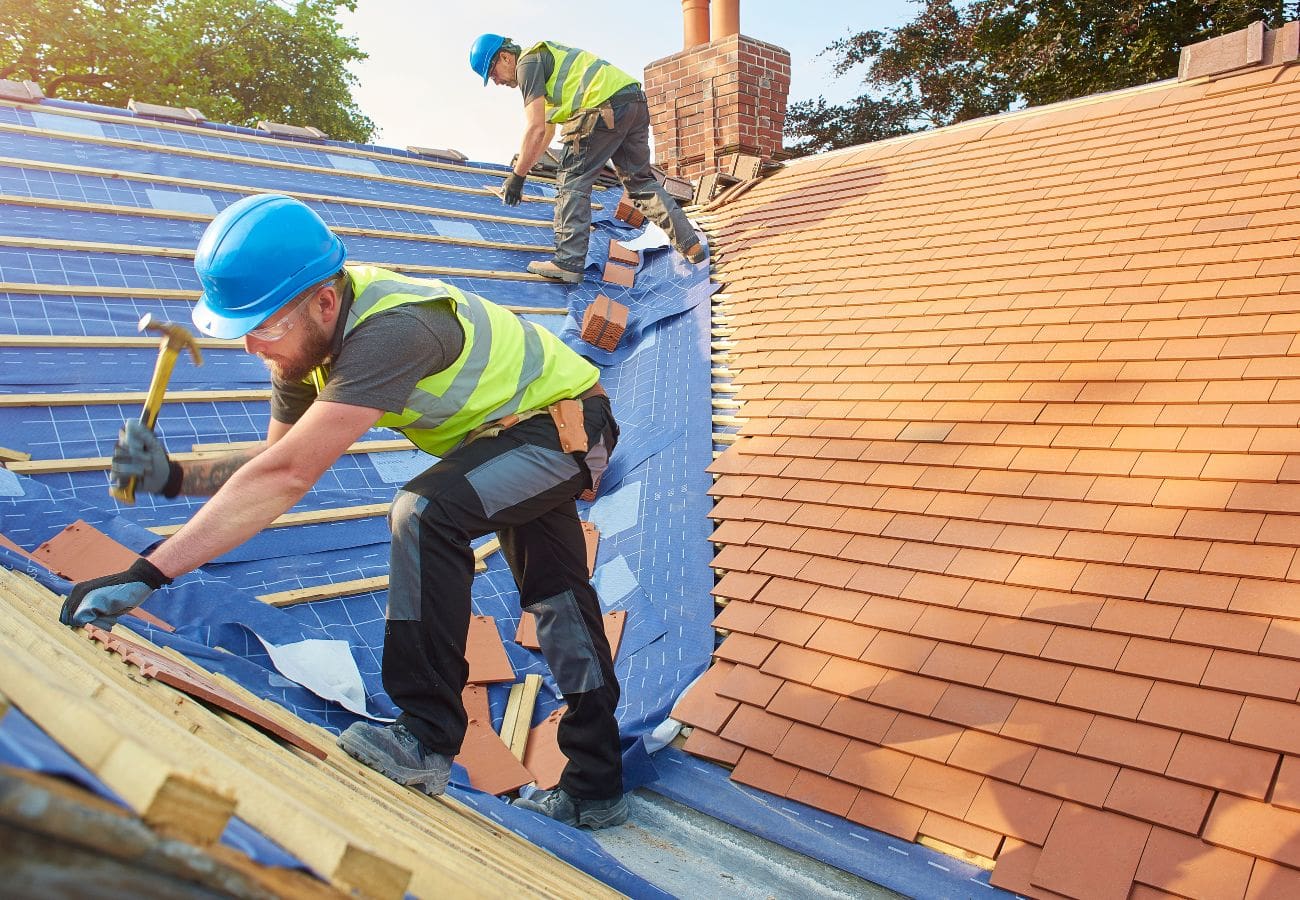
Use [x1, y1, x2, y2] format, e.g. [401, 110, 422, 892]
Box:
[0, 568, 618, 898]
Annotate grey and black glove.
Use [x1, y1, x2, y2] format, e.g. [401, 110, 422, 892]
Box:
[59, 557, 173, 629]
[501, 172, 525, 206]
[111, 420, 183, 497]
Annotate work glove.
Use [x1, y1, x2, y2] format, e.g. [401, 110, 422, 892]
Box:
[59, 557, 173, 629]
[111, 420, 182, 497]
[501, 172, 525, 206]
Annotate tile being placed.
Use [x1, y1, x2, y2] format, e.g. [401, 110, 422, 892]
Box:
[31, 519, 139, 580]
[30, 520, 172, 631]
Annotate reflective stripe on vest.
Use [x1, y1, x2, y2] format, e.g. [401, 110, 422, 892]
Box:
[315, 266, 598, 457]
[527, 40, 638, 124]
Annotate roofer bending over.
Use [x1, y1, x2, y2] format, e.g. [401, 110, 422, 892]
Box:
[470, 32, 706, 284]
[59, 194, 628, 829]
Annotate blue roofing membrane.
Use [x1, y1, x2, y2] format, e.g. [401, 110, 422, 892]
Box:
[0, 99, 1004, 899]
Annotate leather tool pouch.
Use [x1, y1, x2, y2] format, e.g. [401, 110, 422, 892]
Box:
[548, 398, 589, 453]
[561, 107, 601, 142]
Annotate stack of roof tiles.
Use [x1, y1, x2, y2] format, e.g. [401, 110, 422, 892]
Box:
[581, 294, 629, 351]
[682, 24, 1300, 900]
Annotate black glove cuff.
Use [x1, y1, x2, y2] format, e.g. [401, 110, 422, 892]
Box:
[161, 460, 184, 498]
[129, 556, 174, 589]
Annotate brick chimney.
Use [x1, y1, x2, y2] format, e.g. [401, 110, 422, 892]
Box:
[644, 0, 791, 182]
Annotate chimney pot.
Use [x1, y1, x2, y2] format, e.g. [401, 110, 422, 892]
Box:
[682, 0, 710, 49]
[712, 0, 739, 40]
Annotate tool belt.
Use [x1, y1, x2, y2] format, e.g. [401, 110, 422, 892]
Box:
[464, 383, 607, 450]
[561, 104, 616, 141]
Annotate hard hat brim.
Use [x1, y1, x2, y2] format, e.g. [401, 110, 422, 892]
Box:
[192, 294, 282, 340]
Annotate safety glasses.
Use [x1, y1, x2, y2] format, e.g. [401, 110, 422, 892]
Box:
[246, 290, 314, 342]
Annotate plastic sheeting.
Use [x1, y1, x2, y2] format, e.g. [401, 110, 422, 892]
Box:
[0, 97, 715, 895]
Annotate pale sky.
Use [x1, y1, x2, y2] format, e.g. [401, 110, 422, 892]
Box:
[337, 1, 918, 164]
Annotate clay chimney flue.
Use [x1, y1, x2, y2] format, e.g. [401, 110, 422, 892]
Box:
[682, 0, 711, 49]
[711, 0, 739, 40]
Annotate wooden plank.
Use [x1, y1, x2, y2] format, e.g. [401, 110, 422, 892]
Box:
[0, 282, 201, 299]
[501, 674, 543, 762]
[475, 536, 501, 574]
[500, 684, 526, 756]
[0, 633, 236, 846]
[0, 389, 271, 407]
[0, 446, 30, 462]
[0, 610, 411, 898]
[0, 333, 232, 349]
[256, 538, 501, 605]
[258, 575, 390, 607]
[0, 238, 553, 283]
[149, 502, 388, 536]
[0, 285, 564, 317]
[6, 437, 407, 474]
[0, 569, 617, 898]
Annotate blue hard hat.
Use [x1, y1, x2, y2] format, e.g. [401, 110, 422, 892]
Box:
[192, 194, 346, 339]
[470, 33, 507, 85]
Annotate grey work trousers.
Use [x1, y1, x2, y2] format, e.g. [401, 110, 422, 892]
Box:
[552, 96, 697, 273]
[381, 394, 624, 800]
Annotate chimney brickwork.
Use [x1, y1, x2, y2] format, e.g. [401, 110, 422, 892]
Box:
[644, 34, 791, 183]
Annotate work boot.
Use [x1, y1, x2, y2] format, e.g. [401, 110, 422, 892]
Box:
[337, 721, 452, 796]
[512, 788, 629, 829]
[681, 242, 708, 265]
[527, 260, 584, 284]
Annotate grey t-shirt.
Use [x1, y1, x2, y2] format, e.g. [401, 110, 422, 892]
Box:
[270, 302, 465, 425]
[518, 48, 553, 106]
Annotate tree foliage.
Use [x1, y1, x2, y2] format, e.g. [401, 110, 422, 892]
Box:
[0, 0, 374, 142]
[786, 0, 1297, 155]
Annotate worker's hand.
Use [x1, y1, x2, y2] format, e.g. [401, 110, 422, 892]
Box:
[501, 172, 525, 206]
[111, 420, 178, 495]
[59, 557, 173, 629]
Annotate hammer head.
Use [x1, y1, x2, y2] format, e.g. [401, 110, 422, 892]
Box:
[138, 314, 203, 366]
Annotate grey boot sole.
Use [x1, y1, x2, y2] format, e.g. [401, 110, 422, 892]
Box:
[339, 736, 449, 796]
[578, 802, 629, 829]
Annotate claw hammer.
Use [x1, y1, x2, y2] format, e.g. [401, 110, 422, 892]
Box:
[109, 314, 203, 504]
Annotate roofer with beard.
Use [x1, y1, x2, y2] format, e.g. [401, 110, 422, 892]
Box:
[59, 193, 630, 829]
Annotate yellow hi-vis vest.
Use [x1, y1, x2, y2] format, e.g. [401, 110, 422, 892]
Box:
[526, 40, 638, 125]
[311, 266, 598, 457]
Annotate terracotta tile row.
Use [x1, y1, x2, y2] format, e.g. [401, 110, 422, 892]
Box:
[712, 463, 1300, 590]
[697, 49, 1300, 898]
